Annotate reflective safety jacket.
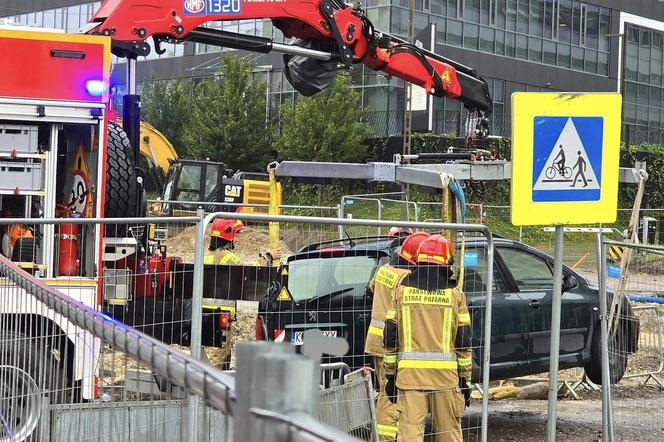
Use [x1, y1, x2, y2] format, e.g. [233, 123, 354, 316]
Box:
[9, 224, 33, 247]
[384, 281, 472, 390]
[204, 249, 241, 265]
[364, 264, 411, 356]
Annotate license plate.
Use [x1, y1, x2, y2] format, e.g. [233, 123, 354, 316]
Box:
[292, 330, 337, 345]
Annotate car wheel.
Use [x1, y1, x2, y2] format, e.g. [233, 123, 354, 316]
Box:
[584, 324, 627, 385]
[0, 330, 70, 440]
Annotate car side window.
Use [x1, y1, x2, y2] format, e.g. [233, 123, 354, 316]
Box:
[498, 247, 553, 291]
[462, 247, 506, 294]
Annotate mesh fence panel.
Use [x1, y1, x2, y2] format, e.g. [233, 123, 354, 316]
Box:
[601, 241, 664, 441]
[208, 213, 494, 442]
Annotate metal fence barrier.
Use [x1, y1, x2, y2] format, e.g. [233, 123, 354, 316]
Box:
[0, 216, 362, 442]
[624, 306, 664, 387]
[599, 239, 664, 442]
[319, 368, 378, 441]
[196, 212, 495, 442]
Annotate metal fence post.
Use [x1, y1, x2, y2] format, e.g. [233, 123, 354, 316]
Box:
[546, 225, 565, 442]
[337, 202, 344, 239]
[480, 230, 494, 442]
[188, 208, 206, 442]
[377, 200, 382, 236]
[598, 236, 615, 442]
[249, 353, 317, 442]
[235, 342, 295, 442]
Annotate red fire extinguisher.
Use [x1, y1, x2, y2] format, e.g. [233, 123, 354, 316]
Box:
[56, 204, 79, 276]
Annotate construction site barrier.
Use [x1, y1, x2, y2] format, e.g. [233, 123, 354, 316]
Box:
[319, 368, 378, 442]
[0, 216, 361, 442]
[599, 238, 664, 441]
[624, 305, 664, 387]
[197, 212, 496, 442]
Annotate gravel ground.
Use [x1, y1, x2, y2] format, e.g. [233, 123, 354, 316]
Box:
[453, 381, 664, 441]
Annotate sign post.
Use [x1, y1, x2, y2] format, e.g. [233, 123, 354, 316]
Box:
[511, 92, 622, 442]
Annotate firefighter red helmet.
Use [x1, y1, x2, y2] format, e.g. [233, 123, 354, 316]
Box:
[210, 219, 244, 241]
[398, 232, 430, 265]
[388, 227, 413, 238]
[416, 234, 454, 267]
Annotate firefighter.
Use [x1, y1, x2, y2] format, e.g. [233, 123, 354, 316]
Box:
[388, 227, 413, 238]
[1, 208, 34, 260]
[384, 234, 472, 442]
[365, 231, 429, 441]
[204, 219, 244, 265]
[205, 218, 282, 265]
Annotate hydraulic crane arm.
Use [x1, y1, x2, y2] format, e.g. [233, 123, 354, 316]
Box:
[83, 0, 492, 113]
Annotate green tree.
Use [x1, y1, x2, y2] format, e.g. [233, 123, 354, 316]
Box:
[141, 77, 194, 156]
[274, 74, 370, 163]
[182, 54, 271, 171]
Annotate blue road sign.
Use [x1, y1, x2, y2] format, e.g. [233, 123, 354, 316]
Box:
[532, 116, 604, 203]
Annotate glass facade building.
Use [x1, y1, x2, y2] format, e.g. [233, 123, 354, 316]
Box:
[2, 1, 664, 144]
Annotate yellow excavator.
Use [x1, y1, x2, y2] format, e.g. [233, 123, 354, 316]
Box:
[134, 121, 280, 216]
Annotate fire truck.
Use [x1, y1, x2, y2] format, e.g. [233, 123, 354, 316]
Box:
[0, 1, 493, 435]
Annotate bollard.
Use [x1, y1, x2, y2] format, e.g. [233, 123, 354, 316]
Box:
[235, 341, 295, 442]
[249, 353, 318, 442]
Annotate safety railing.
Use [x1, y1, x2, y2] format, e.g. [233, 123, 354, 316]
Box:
[147, 199, 340, 218]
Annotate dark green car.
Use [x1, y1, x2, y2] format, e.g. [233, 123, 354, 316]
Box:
[260, 236, 639, 384]
[464, 237, 638, 384]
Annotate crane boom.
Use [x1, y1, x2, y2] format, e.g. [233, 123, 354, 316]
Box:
[83, 0, 492, 114]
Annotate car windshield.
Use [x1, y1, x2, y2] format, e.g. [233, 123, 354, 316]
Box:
[287, 255, 378, 302]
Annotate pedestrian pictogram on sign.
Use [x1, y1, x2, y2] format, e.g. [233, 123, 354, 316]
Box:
[511, 92, 622, 226]
[532, 116, 603, 202]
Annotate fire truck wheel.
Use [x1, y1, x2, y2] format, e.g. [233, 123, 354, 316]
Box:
[105, 122, 138, 219]
[0, 330, 70, 439]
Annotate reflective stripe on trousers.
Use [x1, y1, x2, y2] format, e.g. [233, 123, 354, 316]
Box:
[377, 423, 398, 438]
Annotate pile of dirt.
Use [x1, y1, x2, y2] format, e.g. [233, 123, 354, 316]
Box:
[228, 311, 259, 369]
[165, 225, 292, 263]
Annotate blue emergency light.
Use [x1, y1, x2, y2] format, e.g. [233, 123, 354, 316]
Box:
[85, 80, 107, 97]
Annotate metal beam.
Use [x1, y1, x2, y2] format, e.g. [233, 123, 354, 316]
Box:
[273, 161, 377, 181]
[404, 161, 512, 181]
[272, 160, 645, 189]
[619, 163, 648, 184]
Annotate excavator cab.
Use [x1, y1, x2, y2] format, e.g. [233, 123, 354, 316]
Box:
[160, 159, 279, 216]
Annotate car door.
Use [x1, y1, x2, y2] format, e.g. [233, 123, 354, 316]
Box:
[462, 245, 530, 379]
[497, 245, 589, 365]
[496, 246, 553, 362]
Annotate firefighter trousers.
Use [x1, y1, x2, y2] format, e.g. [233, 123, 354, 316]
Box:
[375, 356, 399, 441]
[396, 388, 465, 442]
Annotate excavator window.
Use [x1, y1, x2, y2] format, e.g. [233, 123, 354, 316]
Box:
[205, 164, 219, 201]
[174, 163, 203, 202]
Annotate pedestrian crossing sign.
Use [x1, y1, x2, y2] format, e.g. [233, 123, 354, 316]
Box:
[511, 92, 622, 226]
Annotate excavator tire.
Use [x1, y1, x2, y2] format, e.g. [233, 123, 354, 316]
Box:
[105, 122, 137, 219]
